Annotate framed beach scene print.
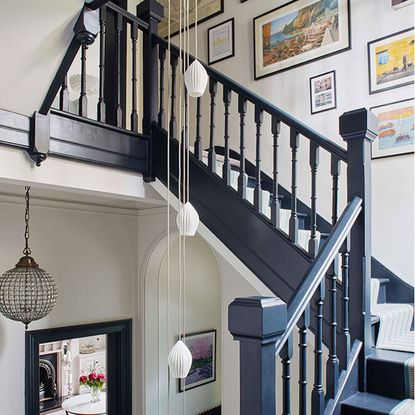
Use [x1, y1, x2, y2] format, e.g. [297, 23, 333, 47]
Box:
[370, 98, 414, 159]
[310, 70, 337, 114]
[368, 28, 414, 94]
[158, 0, 224, 38]
[179, 330, 216, 392]
[208, 18, 235, 64]
[253, 0, 350, 80]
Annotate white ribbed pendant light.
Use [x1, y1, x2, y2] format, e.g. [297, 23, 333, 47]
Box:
[177, 201, 199, 236]
[184, 60, 208, 97]
[168, 340, 193, 378]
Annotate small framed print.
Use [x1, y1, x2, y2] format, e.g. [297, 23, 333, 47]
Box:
[179, 330, 216, 392]
[392, 0, 414, 9]
[309, 70, 337, 114]
[208, 18, 235, 65]
[368, 28, 414, 94]
[370, 98, 414, 159]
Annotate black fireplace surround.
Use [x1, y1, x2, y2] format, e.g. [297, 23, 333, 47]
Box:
[25, 319, 132, 415]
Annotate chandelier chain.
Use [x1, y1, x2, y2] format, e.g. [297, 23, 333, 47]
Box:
[23, 186, 31, 256]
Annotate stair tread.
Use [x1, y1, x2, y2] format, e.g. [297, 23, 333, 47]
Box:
[342, 392, 402, 414]
[368, 348, 413, 363]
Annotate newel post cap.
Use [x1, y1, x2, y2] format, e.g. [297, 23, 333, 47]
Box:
[137, 0, 164, 22]
[339, 108, 378, 143]
[228, 296, 287, 343]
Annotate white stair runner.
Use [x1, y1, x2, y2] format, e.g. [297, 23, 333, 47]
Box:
[202, 156, 320, 253]
[371, 279, 415, 353]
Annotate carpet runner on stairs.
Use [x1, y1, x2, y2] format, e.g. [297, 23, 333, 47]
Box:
[371, 279, 414, 353]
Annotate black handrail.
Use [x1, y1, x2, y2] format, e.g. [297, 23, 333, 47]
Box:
[106, 2, 149, 30]
[275, 196, 362, 356]
[153, 35, 348, 163]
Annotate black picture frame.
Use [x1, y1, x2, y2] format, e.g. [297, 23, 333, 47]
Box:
[253, 0, 351, 80]
[370, 98, 414, 159]
[367, 27, 414, 94]
[178, 329, 217, 392]
[208, 18, 235, 65]
[309, 70, 337, 114]
[159, 0, 224, 39]
[25, 319, 132, 415]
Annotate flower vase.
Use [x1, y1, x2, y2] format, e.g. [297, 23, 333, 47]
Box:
[90, 387, 101, 403]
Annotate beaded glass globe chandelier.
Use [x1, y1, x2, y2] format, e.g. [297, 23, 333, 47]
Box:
[0, 186, 58, 329]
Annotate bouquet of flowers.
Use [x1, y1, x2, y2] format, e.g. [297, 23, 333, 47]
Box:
[79, 372, 106, 403]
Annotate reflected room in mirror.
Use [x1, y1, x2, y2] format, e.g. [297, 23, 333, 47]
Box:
[38, 335, 107, 415]
[26, 320, 132, 415]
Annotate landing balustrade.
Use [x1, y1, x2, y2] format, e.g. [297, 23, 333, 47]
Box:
[0, 1, 377, 414]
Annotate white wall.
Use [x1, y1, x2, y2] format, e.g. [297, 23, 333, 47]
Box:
[0, 197, 140, 415]
[170, 0, 414, 285]
[0, 0, 85, 116]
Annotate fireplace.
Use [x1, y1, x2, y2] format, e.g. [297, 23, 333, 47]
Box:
[39, 353, 62, 412]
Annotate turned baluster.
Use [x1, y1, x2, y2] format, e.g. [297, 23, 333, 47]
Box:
[194, 97, 202, 160]
[271, 116, 281, 228]
[79, 45, 88, 118]
[298, 307, 310, 415]
[254, 106, 263, 212]
[309, 142, 320, 257]
[115, 12, 123, 128]
[223, 87, 232, 186]
[59, 76, 69, 112]
[169, 54, 178, 139]
[289, 128, 300, 243]
[97, 6, 106, 123]
[280, 335, 293, 415]
[208, 78, 217, 173]
[237, 97, 248, 199]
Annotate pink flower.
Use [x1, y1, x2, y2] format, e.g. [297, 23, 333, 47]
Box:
[97, 373, 105, 381]
[79, 375, 87, 384]
[88, 372, 98, 381]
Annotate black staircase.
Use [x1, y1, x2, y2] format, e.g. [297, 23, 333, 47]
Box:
[0, 2, 412, 415]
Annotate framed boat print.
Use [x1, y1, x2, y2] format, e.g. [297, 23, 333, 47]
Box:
[367, 28, 414, 94]
[309, 70, 337, 114]
[179, 330, 216, 392]
[370, 98, 414, 159]
[158, 0, 224, 38]
[208, 18, 235, 65]
[253, 0, 350, 80]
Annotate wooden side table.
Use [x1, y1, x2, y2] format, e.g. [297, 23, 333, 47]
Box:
[61, 392, 106, 415]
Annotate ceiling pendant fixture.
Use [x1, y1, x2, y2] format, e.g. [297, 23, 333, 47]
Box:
[168, 339, 193, 378]
[0, 187, 58, 329]
[184, 59, 208, 98]
[177, 201, 199, 236]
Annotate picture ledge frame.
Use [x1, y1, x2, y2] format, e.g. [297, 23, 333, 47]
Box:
[25, 319, 132, 415]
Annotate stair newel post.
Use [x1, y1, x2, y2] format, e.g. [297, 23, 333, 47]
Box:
[228, 297, 287, 415]
[223, 87, 232, 186]
[131, 22, 139, 132]
[280, 335, 293, 415]
[271, 116, 281, 228]
[289, 128, 300, 244]
[115, 12, 124, 128]
[194, 97, 202, 160]
[208, 78, 218, 173]
[311, 280, 325, 415]
[254, 106, 263, 213]
[238, 96, 248, 199]
[97, 5, 106, 123]
[340, 108, 377, 390]
[309, 141, 320, 257]
[59, 76, 69, 112]
[298, 307, 310, 415]
[340, 236, 351, 367]
[79, 44, 89, 118]
[137, 0, 163, 180]
[169, 54, 179, 139]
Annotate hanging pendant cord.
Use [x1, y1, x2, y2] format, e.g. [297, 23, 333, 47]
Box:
[23, 186, 31, 256]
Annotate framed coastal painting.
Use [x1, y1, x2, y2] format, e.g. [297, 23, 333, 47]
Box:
[208, 18, 235, 64]
[309, 70, 337, 114]
[367, 28, 414, 94]
[370, 98, 414, 159]
[392, 0, 414, 9]
[158, 0, 224, 38]
[179, 330, 216, 392]
[253, 0, 350, 80]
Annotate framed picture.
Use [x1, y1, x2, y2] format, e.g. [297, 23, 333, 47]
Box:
[367, 28, 414, 94]
[392, 0, 414, 9]
[158, 0, 224, 38]
[179, 330, 216, 392]
[309, 70, 337, 114]
[208, 18, 235, 65]
[253, 0, 350, 80]
[370, 98, 414, 159]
